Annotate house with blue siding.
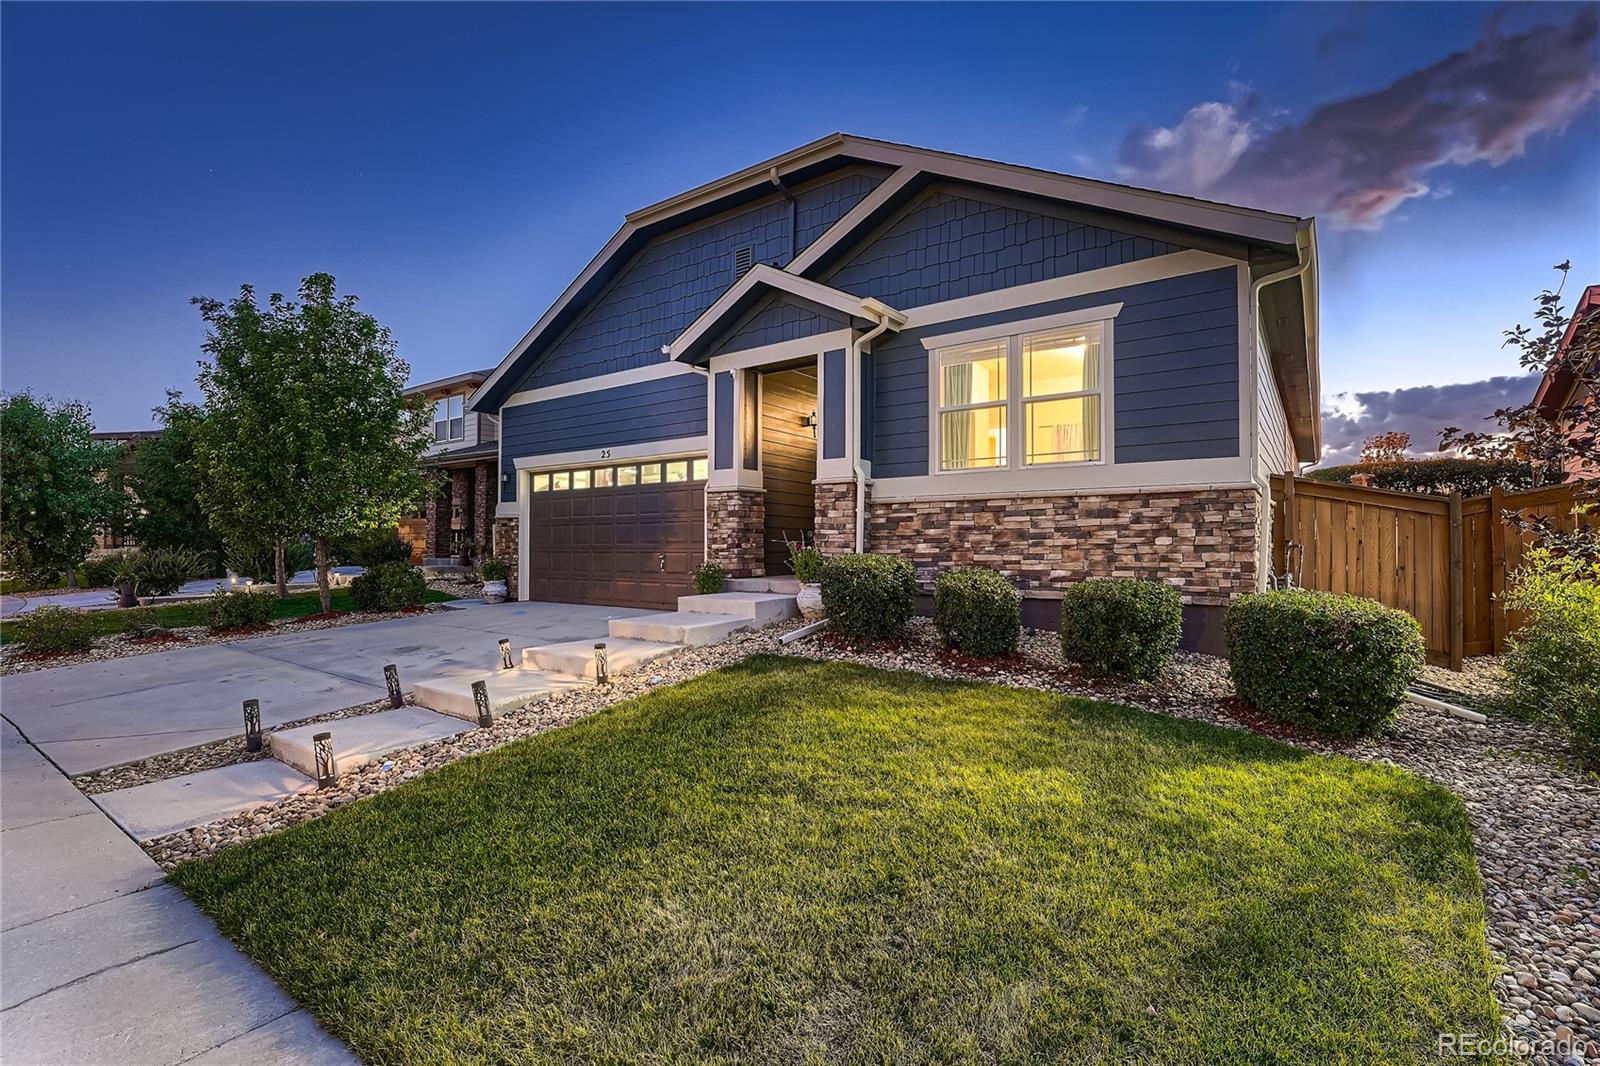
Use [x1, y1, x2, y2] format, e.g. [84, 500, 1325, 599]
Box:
[469, 134, 1319, 643]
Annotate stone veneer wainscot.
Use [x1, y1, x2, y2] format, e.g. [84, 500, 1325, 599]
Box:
[706, 489, 765, 578]
[491, 516, 520, 600]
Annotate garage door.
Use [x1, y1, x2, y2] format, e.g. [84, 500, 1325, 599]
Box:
[525, 457, 707, 610]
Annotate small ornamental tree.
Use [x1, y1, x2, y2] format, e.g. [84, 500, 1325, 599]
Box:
[1359, 431, 1411, 464]
[129, 391, 222, 559]
[0, 392, 117, 584]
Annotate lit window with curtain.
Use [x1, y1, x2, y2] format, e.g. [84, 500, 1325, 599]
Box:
[937, 339, 1008, 470]
[1023, 325, 1101, 464]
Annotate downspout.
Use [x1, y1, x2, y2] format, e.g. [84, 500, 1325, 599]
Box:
[849, 306, 898, 553]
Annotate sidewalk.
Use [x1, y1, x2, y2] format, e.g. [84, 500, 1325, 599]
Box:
[0, 718, 354, 1064]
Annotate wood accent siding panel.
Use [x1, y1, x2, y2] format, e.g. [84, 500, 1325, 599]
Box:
[871, 267, 1241, 477]
[759, 367, 819, 573]
[711, 295, 849, 357]
[499, 374, 706, 496]
[526, 478, 704, 610]
[517, 170, 886, 392]
[826, 184, 1184, 311]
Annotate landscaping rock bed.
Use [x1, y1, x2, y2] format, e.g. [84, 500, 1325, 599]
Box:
[139, 616, 1597, 1061]
[0, 602, 461, 676]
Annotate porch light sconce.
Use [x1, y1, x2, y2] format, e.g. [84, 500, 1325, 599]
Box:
[472, 680, 494, 728]
[312, 731, 335, 789]
[498, 639, 514, 670]
[383, 664, 403, 709]
[594, 642, 609, 686]
[801, 411, 818, 438]
[242, 699, 262, 753]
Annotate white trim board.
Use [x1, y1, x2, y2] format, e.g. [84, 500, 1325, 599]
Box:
[502, 360, 704, 408]
[510, 435, 709, 472]
[669, 265, 880, 361]
[707, 330, 854, 372]
[918, 303, 1123, 351]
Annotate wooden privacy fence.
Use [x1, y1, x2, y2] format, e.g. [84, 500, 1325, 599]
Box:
[1269, 476, 1586, 670]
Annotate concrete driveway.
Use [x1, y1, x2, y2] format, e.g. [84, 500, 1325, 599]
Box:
[0, 601, 646, 774]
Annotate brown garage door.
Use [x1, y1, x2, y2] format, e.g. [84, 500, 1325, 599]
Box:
[525, 458, 706, 610]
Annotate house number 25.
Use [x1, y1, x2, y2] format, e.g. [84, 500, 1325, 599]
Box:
[599, 449, 611, 459]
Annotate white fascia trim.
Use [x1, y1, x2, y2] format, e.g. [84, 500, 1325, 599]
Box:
[919, 303, 1123, 352]
[839, 138, 1301, 247]
[901, 249, 1238, 330]
[510, 435, 708, 472]
[786, 165, 922, 276]
[668, 265, 874, 361]
[501, 360, 702, 409]
[707, 330, 855, 372]
[870, 456, 1257, 501]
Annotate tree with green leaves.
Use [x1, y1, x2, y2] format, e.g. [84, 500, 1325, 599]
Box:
[128, 391, 222, 559]
[193, 284, 308, 597]
[0, 392, 118, 584]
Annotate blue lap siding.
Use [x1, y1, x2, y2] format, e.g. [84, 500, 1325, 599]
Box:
[871, 267, 1240, 478]
[499, 373, 706, 498]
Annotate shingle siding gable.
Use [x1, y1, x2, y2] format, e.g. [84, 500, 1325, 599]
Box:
[711, 295, 849, 357]
[513, 169, 887, 393]
[826, 186, 1184, 311]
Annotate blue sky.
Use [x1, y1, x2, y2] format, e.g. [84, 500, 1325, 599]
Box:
[3, 2, 1596, 461]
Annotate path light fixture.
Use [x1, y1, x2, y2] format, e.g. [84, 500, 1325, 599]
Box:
[472, 680, 494, 728]
[594, 642, 609, 686]
[313, 732, 335, 788]
[499, 639, 514, 670]
[383, 664, 403, 709]
[242, 699, 262, 753]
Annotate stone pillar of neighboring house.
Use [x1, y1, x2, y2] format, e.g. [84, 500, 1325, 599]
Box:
[814, 478, 868, 556]
[424, 486, 448, 561]
[472, 461, 495, 562]
[492, 516, 519, 600]
[864, 486, 1263, 605]
[449, 468, 472, 560]
[705, 488, 765, 577]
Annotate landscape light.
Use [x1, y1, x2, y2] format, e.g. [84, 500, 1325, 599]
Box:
[383, 664, 403, 709]
[594, 642, 608, 686]
[472, 680, 494, 728]
[312, 732, 335, 788]
[499, 639, 513, 670]
[242, 699, 262, 752]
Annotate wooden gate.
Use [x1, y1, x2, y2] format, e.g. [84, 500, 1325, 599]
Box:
[1270, 476, 1585, 670]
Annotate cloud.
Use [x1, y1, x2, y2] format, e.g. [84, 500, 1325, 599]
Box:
[1118, 10, 1600, 228]
[1316, 373, 1542, 465]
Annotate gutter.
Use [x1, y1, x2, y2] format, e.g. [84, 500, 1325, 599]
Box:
[849, 298, 907, 553]
[1249, 219, 1318, 467]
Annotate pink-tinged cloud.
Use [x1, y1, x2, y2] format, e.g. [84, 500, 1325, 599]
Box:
[1119, 10, 1600, 228]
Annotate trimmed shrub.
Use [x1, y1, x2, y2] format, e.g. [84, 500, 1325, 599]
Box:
[129, 548, 204, 596]
[207, 589, 275, 631]
[350, 561, 427, 613]
[1500, 545, 1600, 766]
[933, 567, 1021, 658]
[1060, 579, 1183, 681]
[693, 562, 725, 595]
[79, 553, 130, 589]
[481, 559, 509, 582]
[11, 605, 99, 653]
[120, 606, 168, 639]
[820, 553, 917, 641]
[1305, 457, 1534, 497]
[1224, 590, 1423, 737]
[790, 545, 823, 584]
[337, 529, 414, 568]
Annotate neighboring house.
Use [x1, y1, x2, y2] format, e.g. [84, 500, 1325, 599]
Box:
[1532, 283, 1598, 479]
[403, 369, 500, 565]
[89, 429, 161, 551]
[469, 134, 1319, 645]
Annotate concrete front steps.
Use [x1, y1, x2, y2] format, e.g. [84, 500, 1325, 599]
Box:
[608, 589, 800, 647]
[521, 637, 679, 680]
[269, 708, 469, 779]
[411, 670, 588, 724]
[726, 576, 801, 594]
[93, 761, 318, 842]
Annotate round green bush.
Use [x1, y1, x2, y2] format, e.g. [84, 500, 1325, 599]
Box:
[933, 567, 1021, 657]
[693, 562, 725, 595]
[1059, 579, 1183, 681]
[1224, 590, 1424, 737]
[820, 553, 917, 641]
[207, 588, 275, 631]
[11, 605, 99, 653]
[350, 562, 428, 612]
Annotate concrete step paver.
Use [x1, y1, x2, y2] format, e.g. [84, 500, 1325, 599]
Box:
[725, 576, 801, 594]
[92, 761, 316, 842]
[522, 637, 679, 679]
[677, 591, 798, 624]
[412, 669, 587, 723]
[608, 610, 751, 646]
[269, 707, 468, 779]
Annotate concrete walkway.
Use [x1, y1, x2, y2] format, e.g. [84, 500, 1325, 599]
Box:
[2, 601, 645, 774]
[0, 719, 354, 1064]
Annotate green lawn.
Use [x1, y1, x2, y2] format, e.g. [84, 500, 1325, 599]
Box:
[0, 587, 457, 645]
[172, 657, 1502, 1064]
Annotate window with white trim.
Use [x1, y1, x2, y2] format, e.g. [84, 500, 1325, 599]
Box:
[433, 394, 465, 442]
[934, 321, 1106, 471]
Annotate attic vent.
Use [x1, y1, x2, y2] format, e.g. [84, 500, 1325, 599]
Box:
[732, 245, 754, 279]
